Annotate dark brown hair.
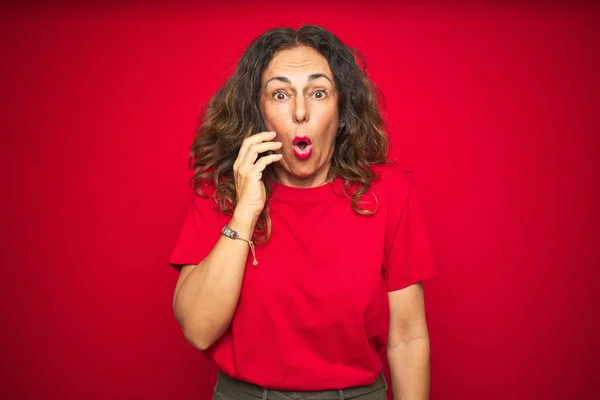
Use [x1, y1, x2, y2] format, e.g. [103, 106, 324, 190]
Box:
[190, 25, 390, 241]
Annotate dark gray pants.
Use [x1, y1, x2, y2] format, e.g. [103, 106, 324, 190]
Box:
[212, 371, 388, 400]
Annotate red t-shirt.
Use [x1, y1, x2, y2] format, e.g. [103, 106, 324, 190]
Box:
[169, 163, 438, 391]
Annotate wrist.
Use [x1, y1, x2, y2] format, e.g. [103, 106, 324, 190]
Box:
[229, 211, 257, 238]
[221, 224, 259, 266]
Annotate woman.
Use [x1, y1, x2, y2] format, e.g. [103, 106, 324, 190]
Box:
[170, 25, 438, 400]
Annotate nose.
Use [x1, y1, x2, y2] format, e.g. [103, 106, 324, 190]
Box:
[293, 96, 309, 124]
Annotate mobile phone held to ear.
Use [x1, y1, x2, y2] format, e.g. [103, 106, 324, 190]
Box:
[257, 110, 268, 133]
[256, 111, 274, 160]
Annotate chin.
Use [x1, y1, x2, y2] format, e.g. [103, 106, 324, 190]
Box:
[280, 157, 325, 181]
[289, 168, 315, 178]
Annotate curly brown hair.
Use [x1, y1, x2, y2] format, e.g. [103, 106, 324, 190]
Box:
[189, 25, 390, 242]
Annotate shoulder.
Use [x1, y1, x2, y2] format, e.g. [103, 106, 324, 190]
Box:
[190, 177, 220, 212]
[191, 164, 232, 201]
[369, 162, 413, 200]
[194, 181, 217, 198]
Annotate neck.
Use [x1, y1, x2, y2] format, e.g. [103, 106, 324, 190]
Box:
[273, 163, 332, 188]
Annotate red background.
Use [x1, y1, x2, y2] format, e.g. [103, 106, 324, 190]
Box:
[1, 1, 599, 399]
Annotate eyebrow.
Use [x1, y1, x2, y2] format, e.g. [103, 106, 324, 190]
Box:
[265, 73, 334, 87]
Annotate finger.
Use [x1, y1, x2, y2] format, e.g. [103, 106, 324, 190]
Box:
[236, 128, 254, 165]
[236, 131, 277, 168]
[251, 153, 283, 174]
[240, 141, 283, 167]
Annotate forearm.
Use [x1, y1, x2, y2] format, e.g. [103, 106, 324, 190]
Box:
[173, 213, 255, 350]
[387, 336, 431, 400]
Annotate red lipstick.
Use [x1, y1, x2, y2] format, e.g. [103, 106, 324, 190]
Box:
[293, 136, 312, 160]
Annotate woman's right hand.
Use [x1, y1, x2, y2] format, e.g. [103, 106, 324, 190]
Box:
[232, 131, 283, 226]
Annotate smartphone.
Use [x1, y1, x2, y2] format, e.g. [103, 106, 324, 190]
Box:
[256, 110, 274, 160]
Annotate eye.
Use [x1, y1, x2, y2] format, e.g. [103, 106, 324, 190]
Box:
[312, 90, 327, 99]
[273, 91, 288, 101]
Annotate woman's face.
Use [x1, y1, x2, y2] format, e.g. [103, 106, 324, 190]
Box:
[260, 45, 339, 188]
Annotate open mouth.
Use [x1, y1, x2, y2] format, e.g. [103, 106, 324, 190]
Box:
[293, 136, 312, 159]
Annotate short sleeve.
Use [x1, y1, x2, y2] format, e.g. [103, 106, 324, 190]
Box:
[383, 181, 439, 292]
[169, 189, 223, 273]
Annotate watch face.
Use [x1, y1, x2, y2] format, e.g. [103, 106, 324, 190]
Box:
[223, 226, 238, 239]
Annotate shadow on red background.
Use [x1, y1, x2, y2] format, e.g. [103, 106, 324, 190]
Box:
[1, 1, 598, 399]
